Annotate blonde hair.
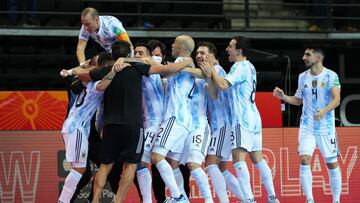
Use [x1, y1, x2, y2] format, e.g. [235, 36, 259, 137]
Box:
[81, 7, 99, 20]
[177, 35, 195, 54]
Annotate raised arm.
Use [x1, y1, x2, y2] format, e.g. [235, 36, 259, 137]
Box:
[182, 67, 205, 78]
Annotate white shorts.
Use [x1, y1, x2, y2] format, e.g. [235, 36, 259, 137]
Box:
[62, 129, 88, 168]
[152, 117, 190, 156]
[231, 123, 262, 152]
[207, 124, 232, 159]
[179, 124, 211, 165]
[141, 124, 161, 164]
[298, 128, 340, 159]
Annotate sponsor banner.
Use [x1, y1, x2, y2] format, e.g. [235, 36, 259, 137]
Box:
[0, 91, 68, 130]
[0, 91, 281, 130]
[0, 128, 359, 202]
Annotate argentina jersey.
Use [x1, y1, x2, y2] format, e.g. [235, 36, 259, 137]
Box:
[225, 60, 261, 133]
[207, 65, 231, 132]
[163, 57, 195, 130]
[79, 16, 127, 53]
[142, 74, 164, 128]
[295, 68, 341, 135]
[191, 77, 209, 128]
[62, 81, 104, 136]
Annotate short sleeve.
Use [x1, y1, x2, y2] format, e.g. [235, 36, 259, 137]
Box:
[79, 25, 90, 41]
[225, 63, 246, 86]
[330, 72, 341, 89]
[294, 76, 303, 99]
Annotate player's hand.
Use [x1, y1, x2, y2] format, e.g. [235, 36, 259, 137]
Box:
[112, 58, 128, 72]
[313, 109, 326, 121]
[205, 54, 217, 66]
[273, 87, 285, 99]
[60, 69, 70, 77]
[199, 62, 213, 78]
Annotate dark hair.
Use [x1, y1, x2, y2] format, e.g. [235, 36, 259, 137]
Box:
[304, 44, 325, 57]
[97, 52, 114, 67]
[147, 39, 167, 55]
[134, 43, 151, 52]
[111, 41, 131, 59]
[233, 36, 251, 56]
[198, 41, 217, 56]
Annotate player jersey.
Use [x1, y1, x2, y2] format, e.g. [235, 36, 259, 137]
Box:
[142, 74, 164, 128]
[163, 57, 195, 130]
[207, 65, 231, 132]
[225, 60, 262, 133]
[79, 16, 128, 53]
[295, 67, 341, 135]
[62, 81, 103, 136]
[190, 76, 209, 128]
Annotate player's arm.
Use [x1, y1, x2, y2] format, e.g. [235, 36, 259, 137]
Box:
[314, 86, 340, 121]
[205, 78, 218, 100]
[209, 68, 231, 91]
[182, 68, 205, 78]
[96, 69, 117, 91]
[273, 87, 302, 106]
[148, 60, 193, 74]
[76, 39, 88, 64]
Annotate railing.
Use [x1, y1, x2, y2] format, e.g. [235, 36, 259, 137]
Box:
[0, 0, 359, 32]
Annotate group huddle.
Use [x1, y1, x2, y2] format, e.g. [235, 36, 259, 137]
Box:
[57, 7, 342, 203]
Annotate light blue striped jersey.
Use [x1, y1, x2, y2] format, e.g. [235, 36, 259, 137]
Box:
[79, 16, 127, 53]
[142, 74, 164, 128]
[163, 57, 195, 130]
[295, 67, 341, 135]
[225, 60, 262, 133]
[207, 65, 231, 132]
[62, 81, 104, 137]
[190, 76, 209, 128]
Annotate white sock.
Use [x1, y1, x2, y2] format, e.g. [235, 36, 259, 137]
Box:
[191, 167, 214, 203]
[206, 164, 229, 203]
[255, 159, 276, 198]
[173, 168, 189, 201]
[300, 165, 313, 200]
[156, 160, 182, 198]
[234, 161, 254, 201]
[137, 168, 152, 203]
[59, 169, 82, 203]
[222, 169, 245, 201]
[329, 167, 342, 202]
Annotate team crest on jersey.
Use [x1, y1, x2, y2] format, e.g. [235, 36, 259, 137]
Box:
[312, 80, 317, 88]
[321, 80, 326, 88]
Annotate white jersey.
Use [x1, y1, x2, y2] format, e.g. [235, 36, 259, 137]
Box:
[62, 81, 103, 136]
[142, 74, 164, 128]
[191, 77, 209, 128]
[225, 60, 261, 133]
[295, 67, 341, 135]
[163, 57, 195, 130]
[207, 65, 231, 132]
[79, 16, 127, 53]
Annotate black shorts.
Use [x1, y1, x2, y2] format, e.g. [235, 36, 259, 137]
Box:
[101, 124, 144, 164]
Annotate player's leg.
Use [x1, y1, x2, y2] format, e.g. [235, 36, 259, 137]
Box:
[298, 129, 317, 202]
[114, 162, 137, 203]
[59, 130, 88, 203]
[231, 124, 255, 202]
[317, 134, 341, 203]
[151, 117, 188, 200]
[186, 125, 213, 203]
[249, 131, 279, 203]
[205, 125, 230, 203]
